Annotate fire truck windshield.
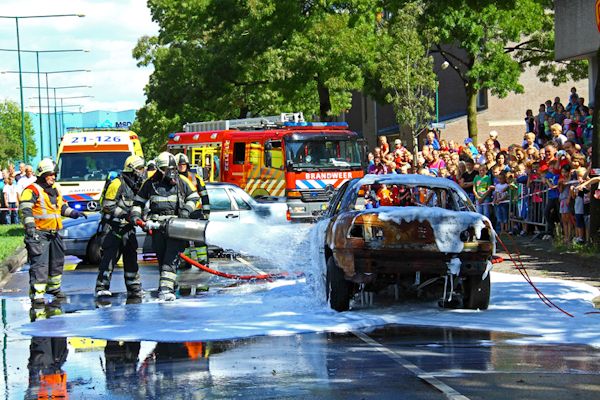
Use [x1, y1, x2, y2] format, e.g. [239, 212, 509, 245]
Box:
[285, 138, 362, 170]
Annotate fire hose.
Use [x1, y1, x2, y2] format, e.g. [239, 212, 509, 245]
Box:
[495, 233, 574, 318]
[143, 218, 302, 281]
[178, 252, 300, 281]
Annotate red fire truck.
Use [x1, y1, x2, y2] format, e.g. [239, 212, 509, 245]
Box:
[167, 113, 365, 220]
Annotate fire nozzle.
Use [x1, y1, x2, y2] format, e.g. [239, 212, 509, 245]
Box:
[145, 218, 208, 243]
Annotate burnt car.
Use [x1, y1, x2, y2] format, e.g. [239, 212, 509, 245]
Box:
[323, 174, 495, 311]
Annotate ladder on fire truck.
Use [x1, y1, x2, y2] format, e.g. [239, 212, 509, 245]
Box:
[183, 112, 305, 133]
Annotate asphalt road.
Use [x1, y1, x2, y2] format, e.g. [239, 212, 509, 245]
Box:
[0, 255, 599, 399]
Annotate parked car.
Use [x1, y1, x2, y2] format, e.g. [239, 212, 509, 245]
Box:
[60, 182, 288, 264]
[322, 174, 495, 312]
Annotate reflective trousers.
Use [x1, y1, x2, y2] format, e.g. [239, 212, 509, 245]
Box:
[96, 225, 141, 294]
[26, 231, 64, 298]
[152, 230, 187, 295]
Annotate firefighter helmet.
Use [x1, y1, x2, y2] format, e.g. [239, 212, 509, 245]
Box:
[36, 158, 56, 177]
[146, 159, 157, 171]
[175, 153, 189, 165]
[123, 155, 145, 173]
[156, 152, 177, 170]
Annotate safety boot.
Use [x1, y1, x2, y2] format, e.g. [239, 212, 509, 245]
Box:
[158, 291, 176, 302]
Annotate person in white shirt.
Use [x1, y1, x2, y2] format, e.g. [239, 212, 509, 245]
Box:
[16, 165, 36, 199]
[3, 176, 19, 224]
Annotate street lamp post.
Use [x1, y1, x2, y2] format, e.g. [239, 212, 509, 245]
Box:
[0, 48, 89, 158]
[0, 14, 85, 163]
[31, 95, 93, 148]
[23, 85, 91, 155]
[435, 61, 450, 124]
[3, 69, 91, 157]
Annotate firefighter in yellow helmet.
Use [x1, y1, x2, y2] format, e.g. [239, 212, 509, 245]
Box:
[129, 152, 199, 301]
[174, 153, 210, 219]
[19, 158, 86, 306]
[95, 155, 146, 300]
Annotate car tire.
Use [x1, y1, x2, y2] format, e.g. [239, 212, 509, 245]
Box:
[85, 233, 103, 266]
[463, 273, 491, 310]
[326, 257, 351, 312]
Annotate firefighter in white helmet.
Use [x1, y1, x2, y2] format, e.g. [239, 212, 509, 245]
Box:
[19, 158, 86, 305]
[129, 152, 199, 301]
[95, 155, 146, 300]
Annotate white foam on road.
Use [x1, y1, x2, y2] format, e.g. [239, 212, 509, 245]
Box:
[20, 272, 600, 347]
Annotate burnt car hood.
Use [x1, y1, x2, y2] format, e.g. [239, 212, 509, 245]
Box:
[327, 206, 495, 254]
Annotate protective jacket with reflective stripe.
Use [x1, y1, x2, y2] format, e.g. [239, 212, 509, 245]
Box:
[19, 183, 73, 231]
[130, 175, 199, 221]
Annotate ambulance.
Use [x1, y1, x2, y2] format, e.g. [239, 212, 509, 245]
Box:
[167, 113, 366, 221]
[56, 128, 144, 212]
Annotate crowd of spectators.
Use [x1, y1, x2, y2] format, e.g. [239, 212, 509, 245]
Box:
[0, 162, 36, 225]
[365, 87, 598, 245]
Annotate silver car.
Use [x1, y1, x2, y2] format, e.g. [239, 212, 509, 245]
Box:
[60, 182, 288, 264]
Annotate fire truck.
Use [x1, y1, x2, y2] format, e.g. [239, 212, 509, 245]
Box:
[167, 113, 365, 220]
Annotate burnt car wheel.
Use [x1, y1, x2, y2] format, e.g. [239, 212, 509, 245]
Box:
[326, 257, 351, 312]
[463, 273, 491, 310]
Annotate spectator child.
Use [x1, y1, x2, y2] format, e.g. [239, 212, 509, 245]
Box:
[473, 164, 494, 219]
[558, 164, 574, 244]
[378, 136, 390, 157]
[571, 167, 588, 244]
[377, 184, 394, 206]
[493, 172, 510, 234]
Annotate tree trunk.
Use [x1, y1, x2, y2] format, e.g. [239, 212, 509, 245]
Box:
[589, 48, 600, 245]
[466, 85, 479, 144]
[316, 77, 332, 122]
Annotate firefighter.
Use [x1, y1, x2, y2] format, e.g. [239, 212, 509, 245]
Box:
[174, 153, 211, 219]
[19, 158, 86, 305]
[130, 152, 199, 301]
[95, 155, 146, 299]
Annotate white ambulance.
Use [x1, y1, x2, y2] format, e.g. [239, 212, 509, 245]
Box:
[55, 128, 144, 212]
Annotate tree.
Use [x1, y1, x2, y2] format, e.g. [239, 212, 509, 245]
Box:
[368, 1, 436, 154]
[133, 0, 380, 153]
[397, 0, 588, 144]
[0, 100, 36, 166]
[131, 101, 181, 160]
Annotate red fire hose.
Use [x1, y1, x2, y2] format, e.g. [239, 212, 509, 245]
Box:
[179, 252, 302, 281]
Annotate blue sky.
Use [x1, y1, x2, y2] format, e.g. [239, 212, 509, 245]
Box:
[0, 0, 158, 112]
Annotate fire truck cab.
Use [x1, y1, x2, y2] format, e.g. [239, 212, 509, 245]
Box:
[167, 113, 365, 221]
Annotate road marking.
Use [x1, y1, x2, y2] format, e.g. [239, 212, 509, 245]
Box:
[236, 256, 268, 276]
[353, 331, 470, 400]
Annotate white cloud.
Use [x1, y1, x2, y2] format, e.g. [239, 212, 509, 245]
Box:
[0, 0, 158, 112]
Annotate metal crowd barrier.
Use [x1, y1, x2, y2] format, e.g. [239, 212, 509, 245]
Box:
[508, 179, 548, 232]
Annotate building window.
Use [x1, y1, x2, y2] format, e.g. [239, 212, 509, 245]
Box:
[477, 88, 488, 110]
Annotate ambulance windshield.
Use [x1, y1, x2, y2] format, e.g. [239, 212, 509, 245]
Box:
[57, 152, 130, 182]
[285, 139, 362, 170]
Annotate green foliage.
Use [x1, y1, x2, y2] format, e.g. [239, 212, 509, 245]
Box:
[133, 0, 380, 151]
[131, 101, 181, 160]
[0, 100, 37, 166]
[371, 2, 436, 143]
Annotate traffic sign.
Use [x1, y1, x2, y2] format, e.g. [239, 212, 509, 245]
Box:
[430, 122, 446, 129]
